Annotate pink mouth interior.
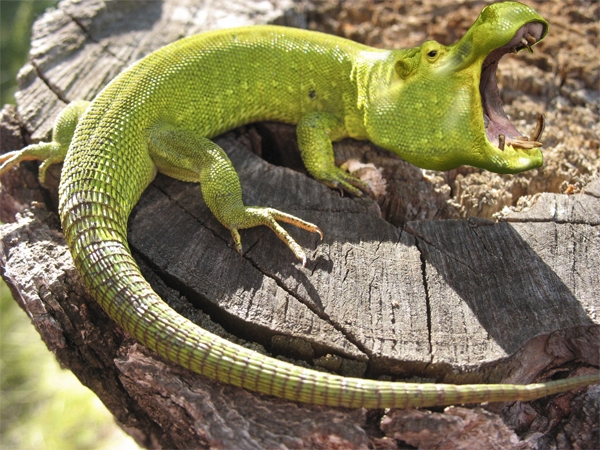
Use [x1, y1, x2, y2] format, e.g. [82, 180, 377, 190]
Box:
[480, 22, 545, 148]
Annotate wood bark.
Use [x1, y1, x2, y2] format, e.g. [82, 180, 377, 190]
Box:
[1, 1, 598, 449]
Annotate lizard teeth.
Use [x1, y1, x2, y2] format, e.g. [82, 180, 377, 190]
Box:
[510, 139, 539, 149]
[520, 38, 534, 53]
[530, 113, 545, 142]
[525, 33, 537, 44]
[506, 115, 545, 150]
[497, 114, 545, 151]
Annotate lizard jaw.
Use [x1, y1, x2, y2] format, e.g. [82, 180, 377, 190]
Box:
[479, 21, 546, 160]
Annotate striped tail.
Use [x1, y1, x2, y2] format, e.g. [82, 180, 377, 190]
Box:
[59, 210, 598, 408]
[56, 129, 597, 409]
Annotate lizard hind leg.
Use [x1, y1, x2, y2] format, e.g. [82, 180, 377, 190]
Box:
[0, 100, 90, 185]
[148, 124, 322, 265]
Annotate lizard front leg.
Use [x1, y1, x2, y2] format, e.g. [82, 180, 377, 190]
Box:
[0, 100, 90, 184]
[148, 124, 322, 265]
[296, 112, 371, 197]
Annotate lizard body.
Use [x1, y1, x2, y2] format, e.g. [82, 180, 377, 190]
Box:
[1, 2, 597, 408]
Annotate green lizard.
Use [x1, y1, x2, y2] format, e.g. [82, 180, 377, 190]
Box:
[1, 1, 597, 409]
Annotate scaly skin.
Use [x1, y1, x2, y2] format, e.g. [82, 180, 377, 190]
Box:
[1, 2, 597, 408]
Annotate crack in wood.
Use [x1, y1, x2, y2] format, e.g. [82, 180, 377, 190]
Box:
[131, 182, 371, 368]
[63, 11, 127, 64]
[405, 223, 478, 275]
[414, 237, 434, 368]
[29, 59, 69, 104]
[242, 250, 375, 362]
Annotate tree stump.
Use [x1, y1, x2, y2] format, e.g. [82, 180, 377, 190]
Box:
[1, 1, 598, 449]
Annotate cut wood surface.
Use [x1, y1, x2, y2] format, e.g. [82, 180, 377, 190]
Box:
[1, 1, 598, 449]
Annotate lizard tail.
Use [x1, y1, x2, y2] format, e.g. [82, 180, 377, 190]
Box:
[59, 208, 598, 408]
[55, 133, 597, 408]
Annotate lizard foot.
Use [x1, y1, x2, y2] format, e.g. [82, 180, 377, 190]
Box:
[231, 207, 322, 267]
[314, 165, 373, 197]
[0, 100, 90, 185]
[0, 142, 64, 186]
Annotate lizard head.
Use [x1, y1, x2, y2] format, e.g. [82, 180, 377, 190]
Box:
[365, 1, 549, 174]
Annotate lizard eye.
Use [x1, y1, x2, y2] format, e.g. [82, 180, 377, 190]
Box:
[427, 50, 438, 58]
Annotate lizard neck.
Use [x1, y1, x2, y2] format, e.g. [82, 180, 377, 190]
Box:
[357, 48, 420, 145]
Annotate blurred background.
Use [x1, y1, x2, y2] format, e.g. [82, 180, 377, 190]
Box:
[1, 1, 138, 448]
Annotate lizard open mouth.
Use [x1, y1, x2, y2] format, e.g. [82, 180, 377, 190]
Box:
[480, 21, 546, 152]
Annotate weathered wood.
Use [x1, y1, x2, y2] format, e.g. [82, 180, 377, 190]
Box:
[1, 0, 598, 449]
[405, 216, 597, 369]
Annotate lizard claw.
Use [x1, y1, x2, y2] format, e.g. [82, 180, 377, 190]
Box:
[230, 207, 322, 265]
[316, 166, 373, 198]
[0, 100, 89, 185]
[0, 142, 64, 186]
